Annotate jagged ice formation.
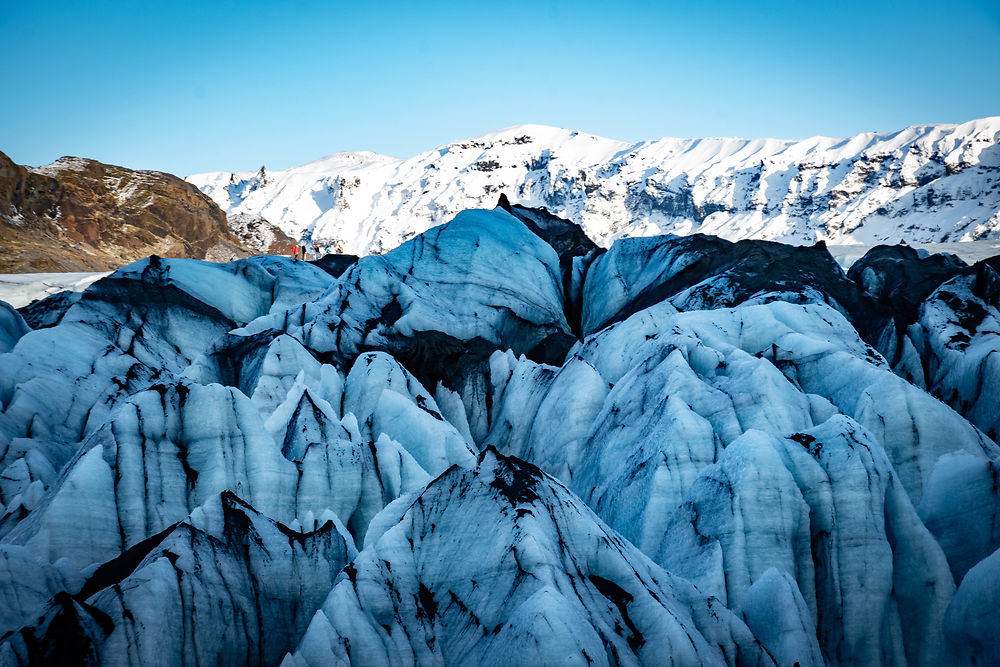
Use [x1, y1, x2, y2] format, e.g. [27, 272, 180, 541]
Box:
[1, 202, 998, 665]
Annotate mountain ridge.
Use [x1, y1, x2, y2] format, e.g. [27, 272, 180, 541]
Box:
[188, 117, 1000, 255]
[0, 151, 296, 272]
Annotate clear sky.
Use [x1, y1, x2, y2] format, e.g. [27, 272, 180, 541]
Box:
[2, 1, 998, 176]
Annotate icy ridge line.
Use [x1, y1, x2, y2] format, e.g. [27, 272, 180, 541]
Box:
[188, 117, 1000, 255]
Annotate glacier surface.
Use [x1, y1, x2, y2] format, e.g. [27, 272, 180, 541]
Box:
[0, 203, 998, 665]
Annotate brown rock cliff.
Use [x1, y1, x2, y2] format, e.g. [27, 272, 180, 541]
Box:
[0, 151, 291, 272]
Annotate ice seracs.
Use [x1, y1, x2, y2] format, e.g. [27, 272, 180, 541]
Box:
[578, 233, 883, 337]
[0, 493, 354, 666]
[0, 302, 28, 354]
[287, 208, 573, 367]
[945, 545, 1000, 666]
[0, 201, 997, 665]
[285, 448, 774, 667]
[898, 266, 1000, 439]
[657, 420, 953, 667]
[0, 544, 83, 638]
[739, 568, 824, 667]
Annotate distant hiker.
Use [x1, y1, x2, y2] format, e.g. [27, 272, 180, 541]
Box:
[292, 244, 299, 260]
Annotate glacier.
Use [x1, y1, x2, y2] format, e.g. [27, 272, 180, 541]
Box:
[0, 202, 998, 665]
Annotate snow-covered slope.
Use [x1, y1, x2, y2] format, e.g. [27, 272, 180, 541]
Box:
[189, 118, 1000, 255]
[1, 203, 999, 665]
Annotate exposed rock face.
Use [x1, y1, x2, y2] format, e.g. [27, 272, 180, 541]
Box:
[309, 252, 358, 277]
[0, 203, 997, 666]
[226, 212, 296, 255]
[0, 151, 262, 272]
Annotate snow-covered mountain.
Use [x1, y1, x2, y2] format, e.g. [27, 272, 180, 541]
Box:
[189, 118, 1000, 255]
[1, 203, 999, 665]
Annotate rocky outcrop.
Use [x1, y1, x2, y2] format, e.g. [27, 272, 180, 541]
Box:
[226, 212, 296, 255]
[0, 151, 264, 272]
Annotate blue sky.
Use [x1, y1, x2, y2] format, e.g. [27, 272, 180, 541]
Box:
[2, 1, 998, 176]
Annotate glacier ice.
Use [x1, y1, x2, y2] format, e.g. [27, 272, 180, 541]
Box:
[284, 449, 772, 666]
[1, 492, 354, 666]
[1, 202, 998, 665]
[656, 419, 953, 666]
[945, 546, 1000, 666]
[0, 302, 28, 355]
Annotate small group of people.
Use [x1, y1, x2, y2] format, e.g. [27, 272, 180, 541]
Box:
[291, 244, 337, 261]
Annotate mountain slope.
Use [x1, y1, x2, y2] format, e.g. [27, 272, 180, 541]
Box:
[188, 118, 1000, 255]
[0, 151, 294, 273]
